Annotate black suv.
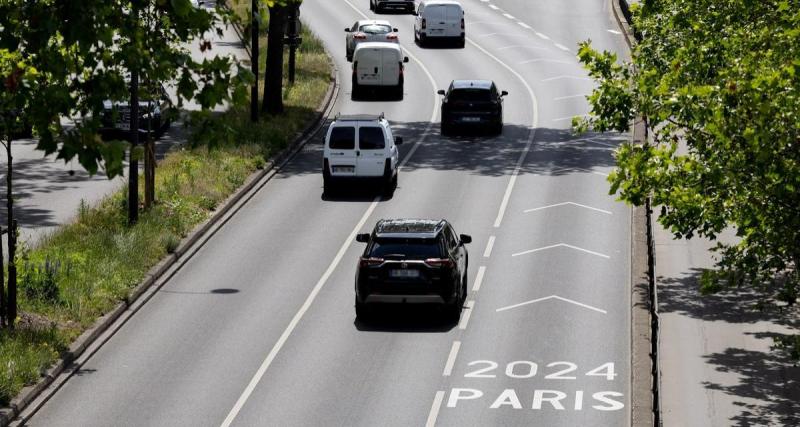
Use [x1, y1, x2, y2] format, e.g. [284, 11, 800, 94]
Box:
[438, 80, 507, 136]
[100, 83, 174, 140]
[355, 219, 471, 320]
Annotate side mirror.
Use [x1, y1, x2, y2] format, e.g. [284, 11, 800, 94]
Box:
[356, 233, 370, 243]
[403, 57, 409, 63]
[394, 28, 399, 32]
[344, 28, 351, 32]
[459, 234, 472, 244]
[394, 137, 403, 145]
[500, 90, 508, 97]
[437, 90, 446, 95]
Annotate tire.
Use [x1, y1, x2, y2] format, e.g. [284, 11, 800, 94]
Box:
[494, 122, 503, 135]
[355, 299, 371, 321]
[461, 272, 468, 303]
[446, 301, 462, 322]
[395, 83, 404, 100]
[352, 78, 361, 100]
[369, 0, 374, 11]
[458, 37, 466, 48]
[419, 34, 426, 47]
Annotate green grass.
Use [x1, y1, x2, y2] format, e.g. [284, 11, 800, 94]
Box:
[0, 19, 331, 405]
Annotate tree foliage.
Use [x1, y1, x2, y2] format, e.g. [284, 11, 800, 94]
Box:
[577, 0, 800, 308]
[0, 0, 252, 177]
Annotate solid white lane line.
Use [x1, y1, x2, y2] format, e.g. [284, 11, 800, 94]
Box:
[542, 75, 592, 82]
[463, 39, 538, 229]
[220, 198, 380, 427]
[483, 235, 496, 258]
[498, 45, 545, 51]
[472, 266, 487, 292]
[220, 1, 442, 424]
[554, 43, 570, 51]
[524, 202, 612, 215]
[519, 58, 573, 65]
[496, 295, 608, 314]
[425, 391, 446, 427]
[502, 13, 516, 19]
[553, 94, 586, 101]
[459, 300, 475, 330]
[488, 4, 499, 10]
[535, 32, 550, 40]
[511, 243, 611, 259]
[517, 22, 532, 29]
[442, 341, 461, 376]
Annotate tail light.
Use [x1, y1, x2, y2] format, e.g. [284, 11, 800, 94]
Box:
[360, 257, 384, 267]
[425, 258, 454, 268]
[421, 19, 427, 30]
[461, 19, 465, 29]
[387, 34, 398, 40]
[353, 33, 367, 40]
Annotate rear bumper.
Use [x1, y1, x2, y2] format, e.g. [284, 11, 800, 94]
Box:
[443, 113, 502, 126]
[419, 32, 465, 39]
[364, 294, 447, 304]
[376, 1, 415, 9]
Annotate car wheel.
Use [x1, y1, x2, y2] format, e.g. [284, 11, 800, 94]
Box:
[419, 34, 426, 47]
[323, 177, 335, 195]
[458, 36, 466, 48]
[395, 83, 404, 100]
[352, 78, 361, 99]
[461, 271, 468, 303]
[441, 121, 452, 136]
[446, 301, 462, 322]
[494, 122, 503, 135]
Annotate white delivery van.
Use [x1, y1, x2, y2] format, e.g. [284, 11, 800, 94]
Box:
[413, 0, 465, 47]
[351, 42, 409, 100]
[322, 114, 402, 195]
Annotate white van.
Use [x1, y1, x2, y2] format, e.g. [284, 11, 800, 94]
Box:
[352, 42, 409, 99]
[413, 0, 465, 47]
[322, 114, 402, 195]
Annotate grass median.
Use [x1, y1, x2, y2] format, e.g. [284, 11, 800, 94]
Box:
[0, 20, 331, 405]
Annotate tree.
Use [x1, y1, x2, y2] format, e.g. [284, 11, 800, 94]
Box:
[577, 0, 800, 355]
[0, 49, 38, 327]
[262, 0, 302, 115]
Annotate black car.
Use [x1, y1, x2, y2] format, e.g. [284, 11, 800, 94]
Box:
[99, 83, 173, 140]
[438, 79, 507, 136]
[370, 0, 415, 13]
[355, 219, 472, 320]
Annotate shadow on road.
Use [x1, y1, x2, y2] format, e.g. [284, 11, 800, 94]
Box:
[354, 304, 458, 333]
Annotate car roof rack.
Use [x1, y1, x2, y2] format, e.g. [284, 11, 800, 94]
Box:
[334, 112, 385, 122]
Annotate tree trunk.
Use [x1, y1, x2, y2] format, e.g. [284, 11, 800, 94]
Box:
[263, 5, 287, 115]
[250, 0, 260, 121]
[128, 69, 140, 225]
[4, 141, 16, 328]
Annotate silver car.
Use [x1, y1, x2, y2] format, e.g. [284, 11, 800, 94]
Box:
[344, 20, 399, 62]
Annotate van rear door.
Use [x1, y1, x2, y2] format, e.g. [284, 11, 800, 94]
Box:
[327, 125, 358, 176]
[356, 47, 382, 86]
[424, 5, 446, 36]
[356, 125, 388, 177]
[444, 5, 463, 37]
[381, 48, 401, 86]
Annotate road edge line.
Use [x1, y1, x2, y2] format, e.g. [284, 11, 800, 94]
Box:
[2, 45, 342, 427]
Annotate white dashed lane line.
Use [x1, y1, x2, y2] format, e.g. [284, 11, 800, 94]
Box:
[459, 300, 476, 330]
[442, 341, 462, 376]
[472, 266, 487, 292]
[483, 235, 496, 258]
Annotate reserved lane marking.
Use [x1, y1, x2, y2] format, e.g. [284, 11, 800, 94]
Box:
[443, 341, 462, 376]
[219, 1, 442, 425]
[524, 202, 612, 215]
[425, 391, 446, 427]
[512, 243, 611, 259]
[483, 235, 496, 258]
[459, 300, 476, 330]
[472, 266, 487, 292]
[496, 295, 608, 314]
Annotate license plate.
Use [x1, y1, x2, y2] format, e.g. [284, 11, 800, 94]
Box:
[361, 74, 378, 80]
[390, 269, 420, 278]
[462, 117, 480, 122]
[333, 166, 354, 173]
[118, 123, 131, 130]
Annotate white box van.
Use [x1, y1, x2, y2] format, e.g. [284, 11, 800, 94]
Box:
[413, 0, 465, 47]
[322, 114, 403, 195]
[352, 42, 409, 100]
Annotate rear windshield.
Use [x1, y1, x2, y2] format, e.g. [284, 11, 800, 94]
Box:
[329, 126, 355, 150]
[359, 127, 385, 150]
[448, 88, 492, 102]
[369, 238, 443, 259]
[360, 24, 392, 34]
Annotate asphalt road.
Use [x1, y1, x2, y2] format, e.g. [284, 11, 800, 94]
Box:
[23, 0, 631, 426]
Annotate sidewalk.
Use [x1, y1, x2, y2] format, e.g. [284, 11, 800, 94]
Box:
[656, 217, 800, 426]
[0, 2, 248, 249]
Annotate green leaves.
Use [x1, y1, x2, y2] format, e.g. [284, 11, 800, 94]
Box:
[578, 0, 800, 348]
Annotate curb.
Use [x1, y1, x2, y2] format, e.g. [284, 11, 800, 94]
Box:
[0, 42, 340, 427]
[611, 0, 636, 49]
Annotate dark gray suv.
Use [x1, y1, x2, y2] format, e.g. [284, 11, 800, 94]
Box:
[355, 219, 471, 321]
[370, 0, 415, 13]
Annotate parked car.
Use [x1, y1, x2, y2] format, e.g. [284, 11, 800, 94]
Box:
[99, 83, 174, 140]
[370, 0, 416, 13]
[345, 20, 399, 62]
[413, 0, 465, 47]
[351, 42, 409, 100]
[322, 113, 402, 195]
[355, 219, 472, 320]
[439, 80, 507, 135]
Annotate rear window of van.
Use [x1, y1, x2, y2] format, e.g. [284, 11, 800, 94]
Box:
[359, 127, 386, 150]
[329, 126, 355, 149]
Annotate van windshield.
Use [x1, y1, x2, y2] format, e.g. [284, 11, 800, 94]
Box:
[329, 126, 355, 150]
